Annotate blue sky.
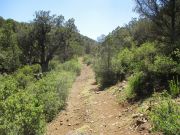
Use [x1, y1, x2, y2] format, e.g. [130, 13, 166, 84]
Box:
[0, 0, 138, 40]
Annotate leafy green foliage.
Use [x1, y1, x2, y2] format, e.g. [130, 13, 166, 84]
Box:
[93, 1, 180, 134]
[94, 42, 157, 90]
[0, 12, 95, 73]
[95, 40, 180, 98]
[61, 59, 81, 75]
[112, 48, 134, 78]
[94, 58, 117, 88]
[0, 59, 81, 134]
[0, 92, 45, 135]
[83, 55, 93, 65]
[149, 94, 180, 135]
[0, 76, 18, 100]
[31, 70, 76, 122]
[125, 72, 144, 98]
[134, 0, 180, 51]
[132, 42, 157, 73]
[14, 64, 41, 88]
[153, 55, 177, 74]
[0, 20, 21, 72]
[94, 36, 119, 88]
[48, 60, 60, 71]
[168, 77, 180, 97]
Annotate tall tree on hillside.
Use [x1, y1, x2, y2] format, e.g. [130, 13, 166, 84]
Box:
[33, 11, 54, 72]
[17, 23, 37, 65]
[62, 18, 78, 61]
[33, 10, 79, 72]
[127, 18, 153, 45]
[134, 0, 180, 52]
[0, 19, 21, 72]
[52, 17, 79, 62]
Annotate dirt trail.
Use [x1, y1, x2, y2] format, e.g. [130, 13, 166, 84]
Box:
[46, 64, 150, 135]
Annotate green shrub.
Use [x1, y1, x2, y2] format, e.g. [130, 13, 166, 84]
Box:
[149, 94, 180, 135]
[30, 70, 76, 122]
[94, 58, 117, 88]
[0, 91, 45, 135]
[14, 64, 41, 88]
[0, 75, 45, 135]
[168, 77, 180, 97]
[61, 59, 81, 75]
[14, 72, 34, 89]
[153, 55, 177, 74]
[94, 42, 157, 88]
[31, 64, 41, 74]
[49, 60, 60, 71]
[16, 64, 41, 76]
[175, 64, 180, 74]
[83, 55, 92, 65]
[125, 72, 145, 98]
[134, 42, 156, 61]
[0, 58, 81, 134]
[56, 71, 75, 101]
[0, 76, 19, 100]
[132, 42, 157, 72]
[112, 48, 134, 78]
[27, 59, 79, 122]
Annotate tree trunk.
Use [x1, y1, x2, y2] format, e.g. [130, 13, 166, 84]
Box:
[40, 35, 47, 72]
[41, 61, 49, 72]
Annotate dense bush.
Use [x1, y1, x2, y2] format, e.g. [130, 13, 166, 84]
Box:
[149, 93, 180, 135]
[0, 92, 45, 135]
[32, 59, 80, 122]
[95, 41, 180, 99]
[0, 29, 21, 73]
[153, 55, 177, 74]
[94, 57, 117, 88]
[94, 42, 157, 89]
[61, 59, 81, 75]
[132, 43, 157, 72]
[168, 77, 180, 97]
[14, 64, 41, 88]
[112, 43, 157, 77]
[83, 55, 93, 65]
[0, 74, 45, 135]
[112, 48, 134, 80]
[16, 64, 41, 75]
[125, 72, 144, 98]
[31, 70, 76, 122]
[0, 59, 81, 134]
[48, 60, 60, 71]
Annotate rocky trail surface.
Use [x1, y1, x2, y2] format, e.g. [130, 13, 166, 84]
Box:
[46, 64, 153, 135]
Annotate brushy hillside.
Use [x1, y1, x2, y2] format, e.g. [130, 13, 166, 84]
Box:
[91, 1, 180, 134]
[0, 59, 81, 135]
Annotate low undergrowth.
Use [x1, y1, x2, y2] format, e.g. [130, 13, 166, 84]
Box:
[148, 93, 180, 135]
[0, 58, 81, 135]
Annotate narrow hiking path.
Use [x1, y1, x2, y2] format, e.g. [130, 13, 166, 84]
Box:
[46, 64, 151, 135]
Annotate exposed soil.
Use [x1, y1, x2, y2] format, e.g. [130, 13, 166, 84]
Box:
[46, 64, 153, 135]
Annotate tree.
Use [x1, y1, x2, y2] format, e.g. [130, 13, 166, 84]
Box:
[0, 19, 21, 72]
[33, 11, 55, 72]
[0, 11, 84, 73]
[17, 23, 37, 65]
[33, 11, 79, 72]
[134, 0, 180, 52]
[62, 18, 78, 61]
[127, 18, 153, 45]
